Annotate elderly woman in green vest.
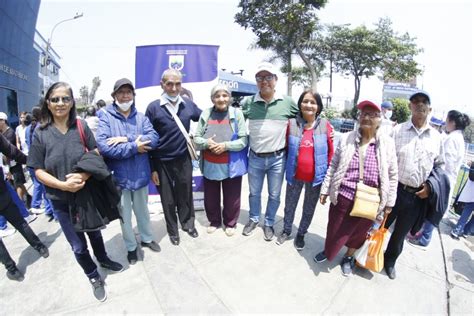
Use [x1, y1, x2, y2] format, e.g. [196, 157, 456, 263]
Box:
[194, 84, 248, 237]
[276, 90, 334, 250]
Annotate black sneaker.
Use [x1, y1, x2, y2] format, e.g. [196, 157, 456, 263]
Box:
[242, 220, 258, 236]
[99, 258, 124, 272]
[7, 268, 24, 282]
[294, 234, 305, 251]
[276, 231, 290, 245]
[127, 249, 138, 265]
[263, 226, 274, 241]
[141, 241, 161, 252]
[36, 244, 49, 258]
[313, 251, 327, 263]
[341, 256, 355, 276]
[89, 276, 107, 302]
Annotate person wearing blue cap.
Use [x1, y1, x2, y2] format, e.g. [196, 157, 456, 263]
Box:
[383, 90, 447, 280]
[379, 101, 395, 135]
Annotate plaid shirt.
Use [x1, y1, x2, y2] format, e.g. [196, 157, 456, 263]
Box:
[339, 141, 379, 200]
[393, 121, 444, 188]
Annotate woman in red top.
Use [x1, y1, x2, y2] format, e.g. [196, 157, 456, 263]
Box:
[277, 90, 334, 250]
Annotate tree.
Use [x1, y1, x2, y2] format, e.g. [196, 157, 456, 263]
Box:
[79, 86, 89, 105]
[235, 0, 327, 94]
[324, 18, 421, 107]
[89, 76, 101, 104]
[391, 98, 410, 123]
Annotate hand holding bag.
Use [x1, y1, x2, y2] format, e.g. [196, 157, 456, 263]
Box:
[355, 213, 391, 273]
[167, 106, 199, 160]
[349, 145, 380, 221]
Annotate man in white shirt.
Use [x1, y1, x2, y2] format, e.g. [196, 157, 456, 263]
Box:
[383, 90, 444, 280]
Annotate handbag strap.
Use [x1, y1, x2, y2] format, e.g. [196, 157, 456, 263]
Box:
[76, 119, 89, 152]
[167, 104, 194, 147]
[358, 144, 366, 182]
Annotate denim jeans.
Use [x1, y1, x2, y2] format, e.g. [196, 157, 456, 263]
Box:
[453, 202, 474, 235]
[417, 220, 435, 246]
[6, 182, 29, 218]
[28, 168, 55, 218]
[0, 215, 6, 230]
[120, 186, 154, 251]
[51, 200, 108, 279]
[248, 150, 286, 227]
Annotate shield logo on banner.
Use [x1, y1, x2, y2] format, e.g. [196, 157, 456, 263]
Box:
[169, 55, 184, 70]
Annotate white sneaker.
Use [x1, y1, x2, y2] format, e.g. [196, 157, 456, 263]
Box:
[0, 227, 16, 238]
[30, 207, 45, 214]
[207, 226, 218, 234]
[225, 227, 236, 237]
[24, 214, 37, 224]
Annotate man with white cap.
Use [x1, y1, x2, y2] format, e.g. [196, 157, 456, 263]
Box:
[383, 90, 444, 280]
[241, 62, 299, 241]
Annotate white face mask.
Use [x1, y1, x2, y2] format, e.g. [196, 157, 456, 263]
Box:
[116, 100, 133, 112]
[164, 93, 179, 103]
[385, 110, 393, 119]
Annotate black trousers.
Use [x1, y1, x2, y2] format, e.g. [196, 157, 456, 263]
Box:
[0, 197, 43, 272]
[154, 155, 195, 237]
[384, 185, 424, 268]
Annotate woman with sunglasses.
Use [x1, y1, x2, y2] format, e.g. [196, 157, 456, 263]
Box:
[27, 82, 122, 302]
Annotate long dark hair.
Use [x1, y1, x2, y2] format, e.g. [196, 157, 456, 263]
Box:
[447, 110, 471, 131]
[40, 82, 77, 129]
[297, 90, 324, 118]
[29, 106, 42, 145]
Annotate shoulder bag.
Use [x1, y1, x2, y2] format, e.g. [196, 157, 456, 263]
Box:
[168, 107, 198, 161]
[349, 145, 380, 221]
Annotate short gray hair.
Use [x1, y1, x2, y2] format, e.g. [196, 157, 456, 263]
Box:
[161, 68, 182, 82]
[210, 84, 231, 99]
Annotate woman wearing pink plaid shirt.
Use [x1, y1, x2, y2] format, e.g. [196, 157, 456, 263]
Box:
[313, 100, 398, 277]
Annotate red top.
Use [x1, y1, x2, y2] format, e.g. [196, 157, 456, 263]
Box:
[295, 128, 315, 182]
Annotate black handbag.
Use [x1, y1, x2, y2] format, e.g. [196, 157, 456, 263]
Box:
[69, 200, 107, 232]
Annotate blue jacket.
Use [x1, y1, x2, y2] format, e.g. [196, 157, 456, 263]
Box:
[286, 115, 331, 187]
[96, 103, 159, 191]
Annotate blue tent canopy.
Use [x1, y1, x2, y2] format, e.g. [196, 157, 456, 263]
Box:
[218, 71, 257, 97]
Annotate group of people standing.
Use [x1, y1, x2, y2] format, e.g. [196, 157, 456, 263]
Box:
[1, 61, 471, 302]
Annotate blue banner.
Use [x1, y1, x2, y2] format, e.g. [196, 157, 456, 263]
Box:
[135, 44, 219, 88]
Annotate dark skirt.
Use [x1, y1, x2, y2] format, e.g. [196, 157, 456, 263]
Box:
[324, 194, 373, 261]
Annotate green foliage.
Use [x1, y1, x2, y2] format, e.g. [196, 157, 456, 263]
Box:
[341, 109, 352, 119]
[463, 117, 474, 143]
[235, 0, 327, 93]
[391, 98, 410, 123]
[79, 86, 89, 106]
[321, 107, 338, 120]
[89, 76, 101, 104]
[318, 18, 422, 105]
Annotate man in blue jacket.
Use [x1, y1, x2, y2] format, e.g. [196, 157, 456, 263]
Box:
[146, 69, 202, 246]
[96, 78, 161, 264]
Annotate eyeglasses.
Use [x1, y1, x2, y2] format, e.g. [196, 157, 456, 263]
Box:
[255, 75, 274, 82]
[359, 112, 381, 118]
[49, 96, 72, 104]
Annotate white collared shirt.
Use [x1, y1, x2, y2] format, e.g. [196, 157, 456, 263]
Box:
[393, 119, 444, 188]
[160, 94, 185, 114]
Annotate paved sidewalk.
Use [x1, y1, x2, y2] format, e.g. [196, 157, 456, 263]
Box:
[0, 179, 472, 314]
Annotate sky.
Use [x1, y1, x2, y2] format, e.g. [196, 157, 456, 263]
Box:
[36, 0, 473, 117]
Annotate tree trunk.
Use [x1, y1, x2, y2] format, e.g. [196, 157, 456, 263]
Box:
[353, 76, 361, 106]
[286, 52, 292, 96]
[296, 45, 317, 91]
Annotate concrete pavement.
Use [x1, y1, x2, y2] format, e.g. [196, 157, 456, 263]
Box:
[0, 177, 472, 315]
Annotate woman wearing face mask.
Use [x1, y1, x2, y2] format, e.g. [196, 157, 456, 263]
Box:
[96, 78, 161, 264]
[408, 110, 471, 247]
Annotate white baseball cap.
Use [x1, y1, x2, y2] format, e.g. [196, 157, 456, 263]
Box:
[0, 112, 8, 121]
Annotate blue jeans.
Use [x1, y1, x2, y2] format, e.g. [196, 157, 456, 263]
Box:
[6, 181, 29, 218]
[120, 186, 154, 251]
[417, 220, 435, 246]
[453, 202, 474, 235]
[0, 216, 6, 230]
[51, 200, 108, 279]
[28, 168, 55, 218]
[248, 151, 286, 227]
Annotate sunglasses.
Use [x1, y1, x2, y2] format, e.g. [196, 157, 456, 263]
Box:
[255, 75, 274, 82]
[49, 96, 72, 104]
